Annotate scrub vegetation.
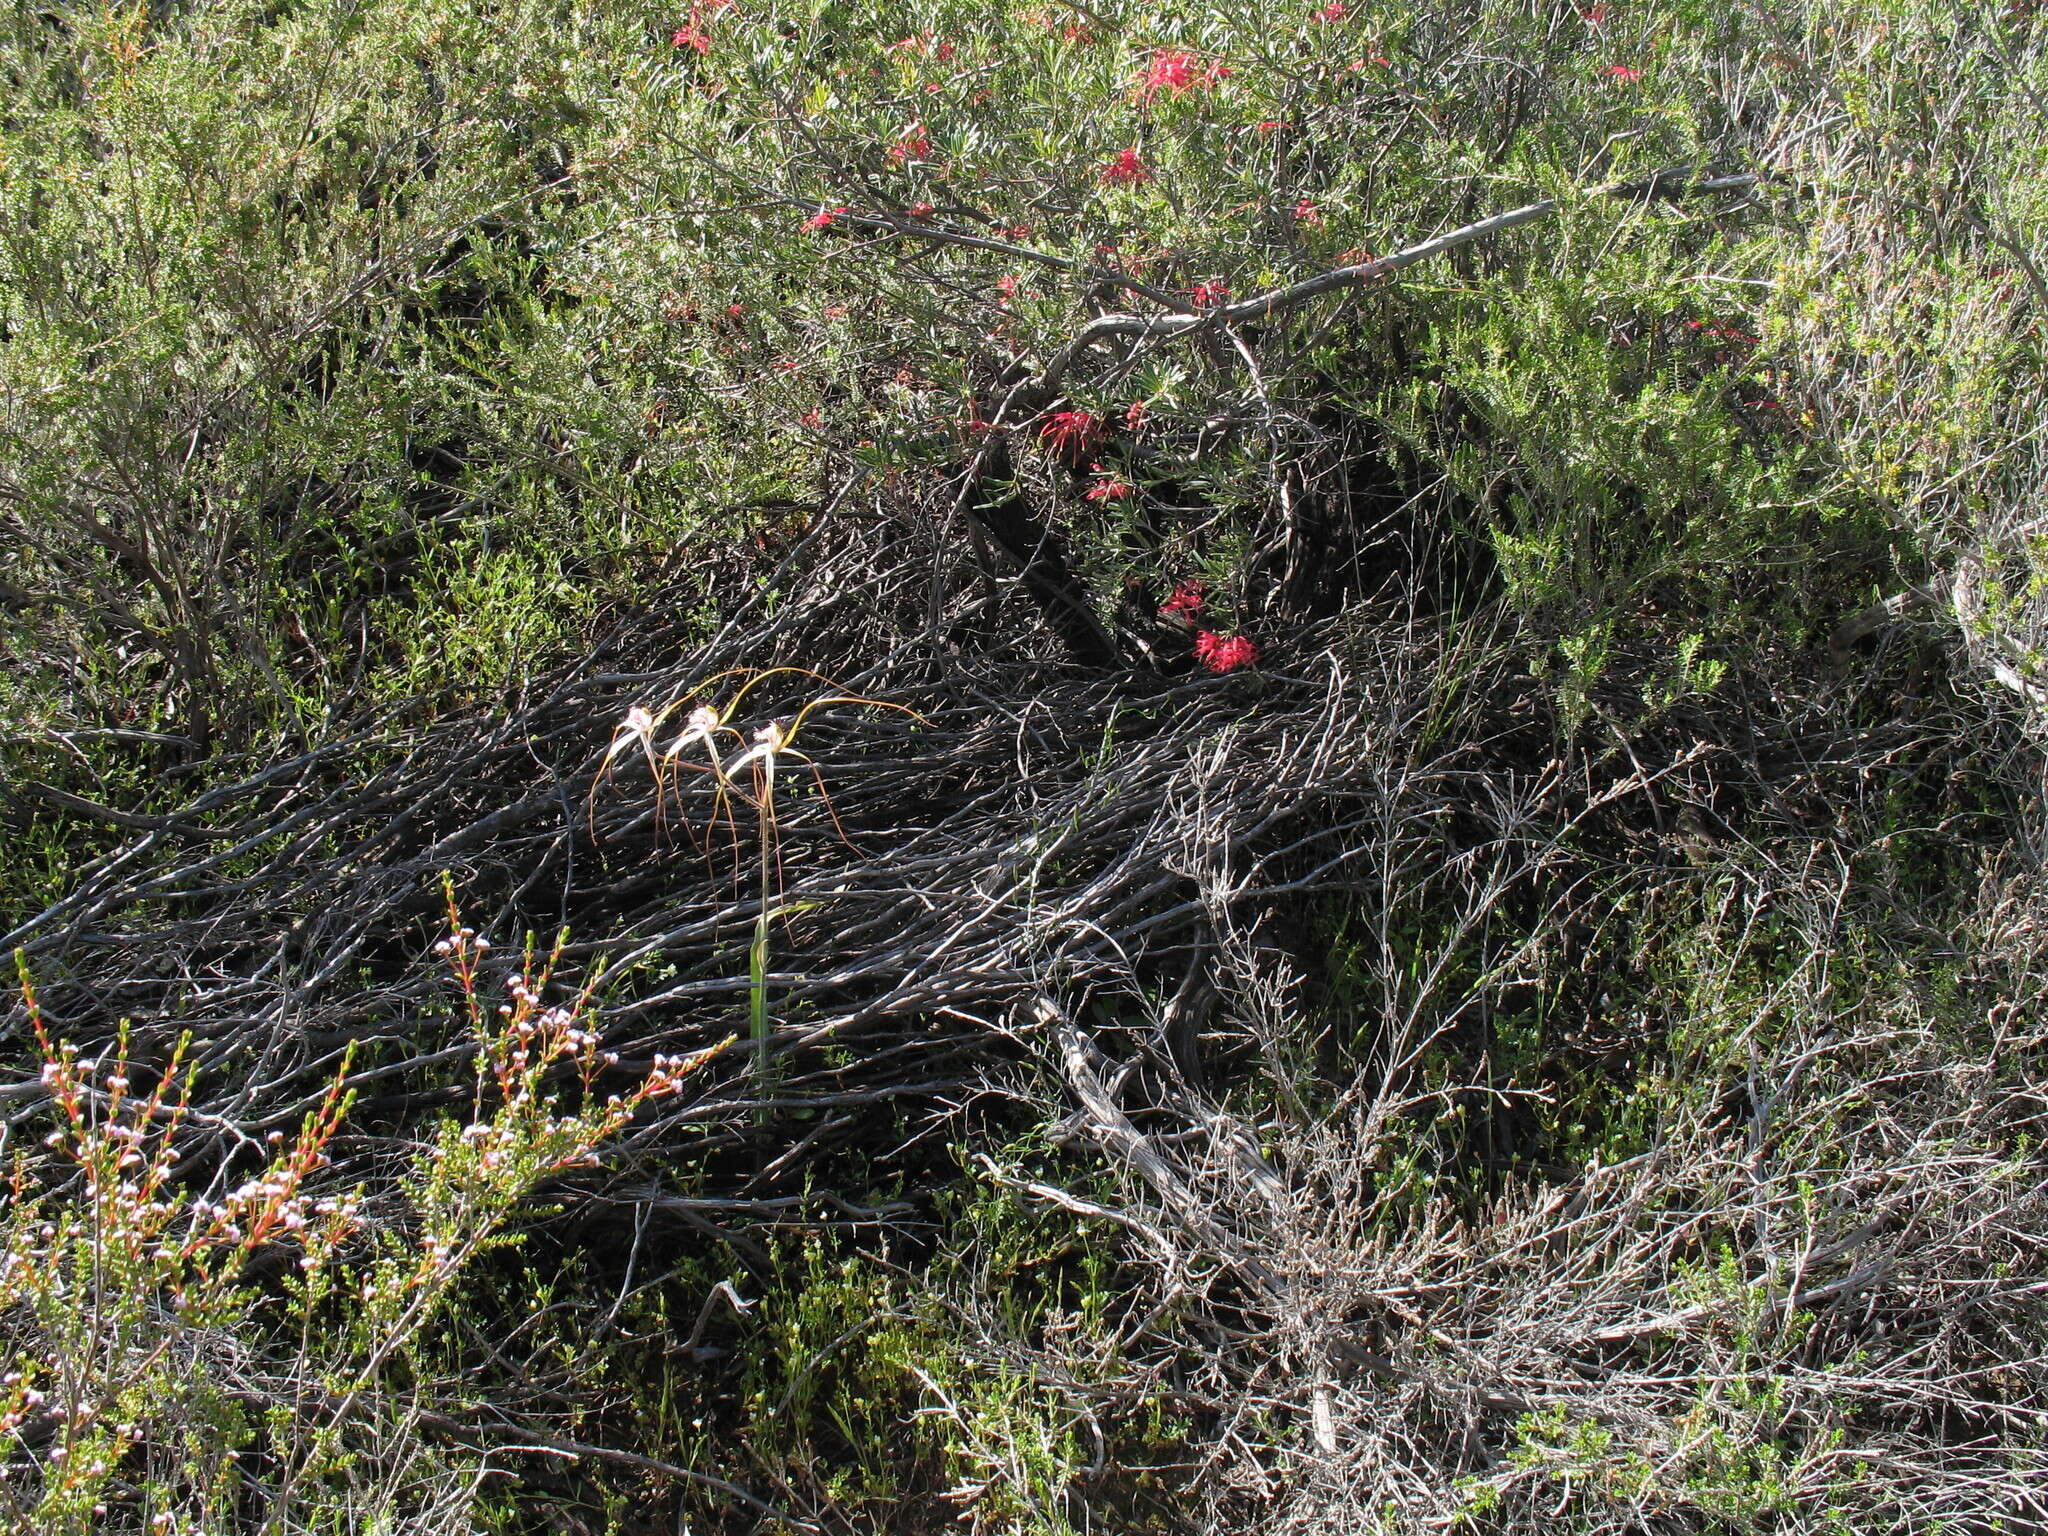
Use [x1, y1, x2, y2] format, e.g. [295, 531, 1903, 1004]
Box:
[2, 0, 2046, 1531]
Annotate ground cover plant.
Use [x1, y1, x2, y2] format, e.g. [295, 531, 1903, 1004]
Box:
[2, 0, 2047, 1531]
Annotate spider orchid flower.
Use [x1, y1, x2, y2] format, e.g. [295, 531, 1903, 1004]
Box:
[663, 703, 726, 764]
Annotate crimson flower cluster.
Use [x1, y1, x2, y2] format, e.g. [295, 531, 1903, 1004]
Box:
[1039, 409, 1103, 462]
[1195, 631, 1259, 673]
[1084, 466, 1133, 501]
[1138, 48, 1231, 102]
[1099, 147, 1152, 186]
[888, 122, 932, 164]
[670, 0, 727, 53]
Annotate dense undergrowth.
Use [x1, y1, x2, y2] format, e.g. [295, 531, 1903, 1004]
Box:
[3, 0, 2048, 1531]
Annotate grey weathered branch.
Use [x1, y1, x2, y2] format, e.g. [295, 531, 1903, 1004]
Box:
[1030, 169, 1767, 396]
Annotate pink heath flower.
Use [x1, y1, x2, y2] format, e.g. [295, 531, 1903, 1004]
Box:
[1099, 147, 1152, 186]
[1602, 63, 1642, 83]
[1194, 631, 1259, 673]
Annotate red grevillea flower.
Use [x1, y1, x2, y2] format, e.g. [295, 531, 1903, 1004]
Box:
[1099, 147, 1153, 186]
[1125, 400, 1149, 429]
[1039, 409, 1103, 462]
[1160, 580, 1205, 618]
[1137, 49, 1227, 101]
[802, 205, 849, 232]
[1141, 49, 1199, 98]
[672, 21, 710, 52]
[1314, 1, 1347, 20]
[1188, 278, 1231, 307]
[1194, 631, 1259, 673]
[905, 201, 936, 219]
[1084, 466, 1134, 501]
[889, 122, 932, 164]
[1602, 63, 1642, 82]
[1294, 198, 1324, 226]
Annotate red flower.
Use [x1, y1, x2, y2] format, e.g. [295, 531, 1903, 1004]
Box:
[1293, 198, 1323, 226]
[1039, 409, 1103, 462]
[802, 205, 849, 232]
[889, 122, 932, 164]
[1252, 119, 1288, 134]
[1099, 148, 1152, 186]
[905, 201, 936, 219]
[1125, 400, 1149, 429]
[1139, 48, 1194, 98]
[1084, 466, 1134, 501]
[1578, 3, 1609, 25]
[672, 21, 710, 52]
[1313, 1, 1347, 19]
[1188, 279, 1231, 307]
[1160, 580, 1205, 618]
[1193, 631, 1259, 673]
[1602, 63, 1642, 83]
